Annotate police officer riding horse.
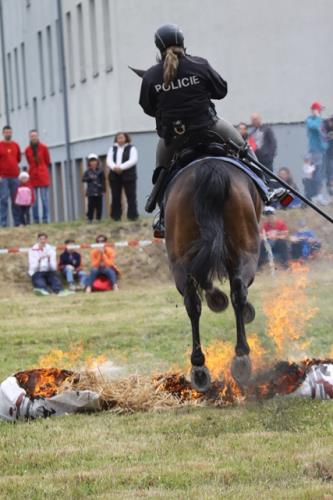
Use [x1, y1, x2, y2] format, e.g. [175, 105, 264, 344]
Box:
[139, 24, 287, 237]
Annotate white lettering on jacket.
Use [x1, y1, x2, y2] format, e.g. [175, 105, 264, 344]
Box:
[154, 75, 200, 93]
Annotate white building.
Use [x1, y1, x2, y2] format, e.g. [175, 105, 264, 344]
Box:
[0, 0, 332, 221]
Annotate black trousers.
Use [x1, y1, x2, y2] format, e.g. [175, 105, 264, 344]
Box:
[18, 206, 31, 225]
[87, 196, 103, 221]
[109, 175, 138, 221]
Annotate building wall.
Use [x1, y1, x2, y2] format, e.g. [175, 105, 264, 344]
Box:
[0, 0, 331, 221]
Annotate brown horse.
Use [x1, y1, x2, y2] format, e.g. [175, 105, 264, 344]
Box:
[165, 157, 262, 391]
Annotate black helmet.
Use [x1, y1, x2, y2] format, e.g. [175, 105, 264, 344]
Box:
[154, 24, 184, 52]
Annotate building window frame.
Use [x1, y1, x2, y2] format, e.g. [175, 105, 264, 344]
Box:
[102, 0, 113, 72]
[77, 3, 87, 83]
[46, 25, 55, 96]
[89, 0, 99, 77]
[65, 12, 75, 88]
[38, 30, 46, 99]
[14, 47, 21, 109]
[7, 52, 14, 111]
[21, 42, 29, 106]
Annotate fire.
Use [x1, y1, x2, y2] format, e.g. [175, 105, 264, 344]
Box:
[15, 368, 74, 398]
[37, 343, 107, 370]
[263, 263, 318, 359]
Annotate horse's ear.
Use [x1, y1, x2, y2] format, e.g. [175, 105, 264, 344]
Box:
[129, 66, 146, 78]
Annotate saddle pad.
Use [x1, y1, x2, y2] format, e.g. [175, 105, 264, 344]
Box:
[167, 155, 269, 199]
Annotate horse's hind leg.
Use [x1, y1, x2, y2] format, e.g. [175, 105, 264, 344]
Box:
[229, 261, 256, 386]
[183, 274, 211, 392]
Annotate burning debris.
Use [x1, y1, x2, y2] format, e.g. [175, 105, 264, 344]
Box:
[1, 263, 332, 422]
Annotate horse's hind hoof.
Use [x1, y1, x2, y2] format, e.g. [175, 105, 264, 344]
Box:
[231, 355, 252, 387]
[242, 302, 256, 324]
[205, 288, 229, 313]
[191, 366, 212, 393]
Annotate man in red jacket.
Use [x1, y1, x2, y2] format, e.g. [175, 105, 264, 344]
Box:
[0, 125, 21, 227]
[25, 129, 51, 224]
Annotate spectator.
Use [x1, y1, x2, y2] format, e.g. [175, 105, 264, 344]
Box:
[238, 122, 257, 153]
[258, 207, 289, 268]
[82, 153, 106, 223]
[106, 132, 139, 221]
[14, 171, 35, 226]
[290, 220, 321, 261]
[59, 239, 87, 291]
[0, 125, 21, 227]
[277, 167, 301, 208]
[25, 130, 51, 224]
[249, 113, 277, 171]
[302, 154, 316, 201]
[28, 233, 72, 296]
[86, 235, 119, 293]
[305, 102, 328, 205]
[322, 114, 333, 196]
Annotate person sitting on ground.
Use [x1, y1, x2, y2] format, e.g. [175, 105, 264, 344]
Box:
[28, 233, 72, 296]
[59, 239, 87, 291]
[277, 167, 302, 208]
[258, 207, 289, 269]
[15, 171, 35, 226]
[82, 153, 106, 223]
[86, 235, 119, 293]
[290, 220, 321, 261]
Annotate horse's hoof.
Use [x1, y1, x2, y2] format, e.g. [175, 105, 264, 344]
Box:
[191, 366, 212, 393]
[242, 302, 256, 324]
[205, 288, 229, 313]
[231, 355, 252, 386]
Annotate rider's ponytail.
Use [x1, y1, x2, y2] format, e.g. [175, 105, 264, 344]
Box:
[163, 46, 184, 87]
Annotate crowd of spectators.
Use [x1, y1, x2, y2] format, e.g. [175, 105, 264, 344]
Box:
[28, 232, 119, 296]
[0, 127, 139, 227]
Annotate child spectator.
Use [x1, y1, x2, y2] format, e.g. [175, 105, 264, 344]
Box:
[86, 235, 119, 293]
[28, 233, 73, 296]
[290, 221, 321, 260]
[82, 153, 106, 223]
[258, 207, 289, 268]
[15, 171, 35, 225]
[59, 239, 87, 291]
[302, 154, 316, 201]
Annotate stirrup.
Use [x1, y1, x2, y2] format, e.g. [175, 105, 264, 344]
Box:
[152, 213, 165, 239]
[267, 187, 294, 206]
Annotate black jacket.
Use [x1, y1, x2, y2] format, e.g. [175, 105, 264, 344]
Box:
[139, 54, 227, 137]
[82, 167, 106, 196]
[59, 250, 82, 270]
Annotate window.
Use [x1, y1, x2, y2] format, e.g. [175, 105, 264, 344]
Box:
[14, 48, 21, 109]
[77, 3, 86, 82]
[102, 0, 113, 72]
[89, 0, 99, 77]
[7, 53, 14, 111]
[38, 31, 46, 98]
[46, 25, 55, 95]
[21, 43, 29, 106]
[65, 12, 75, 87]
[55, 19, 63, 92]
[32, 97, 38, 130]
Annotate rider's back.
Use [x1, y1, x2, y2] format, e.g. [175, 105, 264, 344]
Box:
[139, 54, 227, 128]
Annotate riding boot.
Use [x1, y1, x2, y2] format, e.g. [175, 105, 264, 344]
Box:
[145, 167, 168, 213]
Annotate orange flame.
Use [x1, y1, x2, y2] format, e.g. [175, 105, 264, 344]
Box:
[36, 342, 107, 370]
[263, 263, 318, 359]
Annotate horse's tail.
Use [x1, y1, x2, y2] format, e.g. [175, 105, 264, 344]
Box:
[189, 160, 230, 289]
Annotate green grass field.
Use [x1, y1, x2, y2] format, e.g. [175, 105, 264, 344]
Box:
[0, 219, 333, 499]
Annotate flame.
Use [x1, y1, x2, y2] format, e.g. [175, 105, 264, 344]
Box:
[263, 263, 318, 359]
[36, 342, 107, 371]
[15, 368, 74, 398]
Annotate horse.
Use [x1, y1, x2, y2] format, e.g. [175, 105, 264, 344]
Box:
[164, 156, 262, 391]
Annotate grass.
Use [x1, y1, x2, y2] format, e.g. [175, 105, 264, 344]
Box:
[0, 219, 333, 499]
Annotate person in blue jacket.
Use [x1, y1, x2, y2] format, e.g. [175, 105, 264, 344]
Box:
[305, 102, 327, 204]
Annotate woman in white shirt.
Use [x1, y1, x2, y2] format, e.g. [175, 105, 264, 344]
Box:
[106, 132, 139, 221]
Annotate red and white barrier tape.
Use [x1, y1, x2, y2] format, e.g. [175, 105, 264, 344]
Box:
[0, 240, 164, 255]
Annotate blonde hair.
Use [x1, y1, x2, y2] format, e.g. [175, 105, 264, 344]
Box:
[163, 46, 185, 87]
